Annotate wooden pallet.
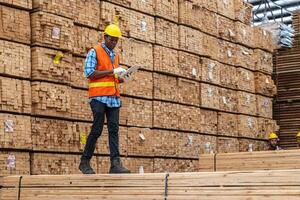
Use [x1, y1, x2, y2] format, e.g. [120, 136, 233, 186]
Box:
[2, 170, 300, 199]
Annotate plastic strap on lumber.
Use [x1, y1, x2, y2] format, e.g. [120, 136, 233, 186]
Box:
[17, 176, 23, 200]
[164, 173, 170, 200]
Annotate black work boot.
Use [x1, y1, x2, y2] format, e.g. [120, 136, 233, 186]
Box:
[109, 158, 131, 174]
[79, 158, 96, 174]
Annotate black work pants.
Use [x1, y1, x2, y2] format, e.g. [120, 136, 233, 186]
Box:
[81, 99, 120, 161]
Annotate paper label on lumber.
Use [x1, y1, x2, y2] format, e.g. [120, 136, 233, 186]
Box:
[4, 119, 14, 132]
[7, 154, 16, 169]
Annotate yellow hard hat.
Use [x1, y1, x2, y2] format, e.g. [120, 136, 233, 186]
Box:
[104, 24, 122, 38]
[296, 132, 300, 137]
[269, 132, 278, 140]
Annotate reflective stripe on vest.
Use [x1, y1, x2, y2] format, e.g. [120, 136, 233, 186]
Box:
[89, 82, 119, 88]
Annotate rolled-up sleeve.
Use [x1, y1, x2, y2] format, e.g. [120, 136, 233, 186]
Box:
[84, 49, 97, 78]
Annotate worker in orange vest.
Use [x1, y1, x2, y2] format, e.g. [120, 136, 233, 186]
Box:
[296, 132, 300, 149]
[79, 24, 130, 174]
[268, 133, 283, 150]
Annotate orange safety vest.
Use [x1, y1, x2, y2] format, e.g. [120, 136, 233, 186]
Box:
[88, 45, 120, 98]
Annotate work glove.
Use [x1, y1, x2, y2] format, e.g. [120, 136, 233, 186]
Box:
[113, 67, 127, 76]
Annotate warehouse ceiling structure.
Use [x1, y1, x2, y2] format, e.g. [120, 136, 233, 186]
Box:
[247, 0, 300, 25]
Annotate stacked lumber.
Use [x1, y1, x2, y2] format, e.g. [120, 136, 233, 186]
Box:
[3, 170, 300, 199]
[199, 150, 300, 172]
[0, 5, 30, 44]
[0, 114, 31, 149]
[0, 0, 279, 175]
[0, 40, 31, 78]
[0, 151, 30, 175]
[273, 12, 300, 149]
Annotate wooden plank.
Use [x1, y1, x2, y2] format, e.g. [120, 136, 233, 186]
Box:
[155, 18, 179, 49]
[0, 151, 30, 175]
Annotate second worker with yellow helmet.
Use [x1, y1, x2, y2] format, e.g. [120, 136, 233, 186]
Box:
[268, 132, 283, 150]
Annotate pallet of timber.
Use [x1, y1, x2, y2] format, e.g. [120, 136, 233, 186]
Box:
[71, 88, 91, 121]
[0, 40, 31, 78]
[117, 37, 154, 71]
[257, 117, 278, 139]
[237, 114, 259, 139]
[236, 67, 255, 93]
[0, 151, 30, 175]
[31, 118, 77, 152]
[217, 39, 236, 65]
[201, 58, 221, 85]
[31, 153, 97, 175]
[200, 83, 220, 110]
[234, 0, 253, 25]
[217, 0, 235, 20]
[73, 26, 100, 56]
[100, 1, 155, 43]
[178, 104, 200, 132]
[31, 11, 73, 51]
[198, 154, 215, 172]
[121, 70, 153, 99]
[199, 109, 218, 135]
[154, 130, 202, 159]
[256, 95, 273, 119]
[154, 158, 199, 173]
[154, 45, 179, 75]
[179, 25, 216, 57]
[32, 0, 76, 19]
[0, 0, 32, 9]
[155, 18, 179, 49]
[123, 157, 154, 173]
[253, 49, 273, 74]
[1, 174, 166, 199]
[71, 56, 87, 89]
[153, 73, 179, 102]
[178, 78, 200, 106]
[0, 77, 31, 114]
[127, 127, 154, 157]
[121, 97, 153, 127]
[0, 5, 30, 44]
[255, 72, 277, 96]
[235, 45, 255, 70]
[4, 170, 300, 199]
[154, 0, 178, 22]
[0, 114, 31, 149]
[217, 14, 236, 42]
[215, 150, 300, 171]
[74, 0, 100, 28]
[106, 0, 155, 15]
[253, 26, 274, 53]
[220, 64, 237, 89]
[72, 122, 127, 155]
[238, 138, 269, 152]
[234, 21, 255, 48]
[237, 91, 257, 115]
[217, 137, 239, 153]
[178, 51, 201, 80]
[219, 88, 238, 112]
[31, 47, 72, 83]
[179, 0, 218, 37]
[217, 112, 238, 137]
[199, 134, 217, 154]
[31, 81, 71, 118]
[153, 101, 178, 129]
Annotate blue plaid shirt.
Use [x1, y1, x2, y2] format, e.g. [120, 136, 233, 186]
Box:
[84, 43, 121, 108]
